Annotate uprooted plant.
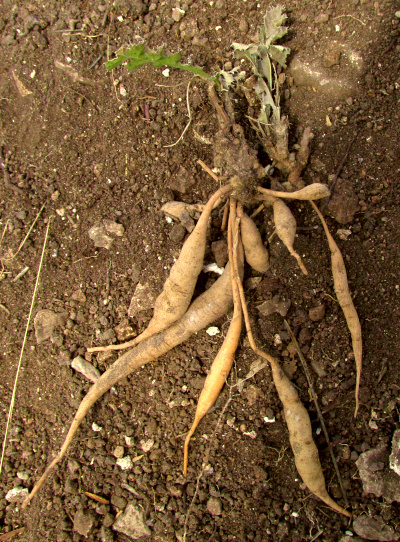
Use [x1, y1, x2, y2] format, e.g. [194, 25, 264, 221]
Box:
[22, 7, 361, 519]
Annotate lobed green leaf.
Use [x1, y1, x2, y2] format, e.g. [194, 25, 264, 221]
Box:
[105, 44, 211, 79]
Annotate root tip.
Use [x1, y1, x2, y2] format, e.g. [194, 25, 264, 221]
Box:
[292, 251, 308, 275]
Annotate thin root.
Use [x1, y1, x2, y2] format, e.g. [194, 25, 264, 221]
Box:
[164, 79, 193, 148]
[197, 159, 220, 183]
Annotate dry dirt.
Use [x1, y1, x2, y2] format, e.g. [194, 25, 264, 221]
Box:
[0, 0, 400, 541]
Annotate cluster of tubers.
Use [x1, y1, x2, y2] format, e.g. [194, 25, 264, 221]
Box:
[22, 86, 361, 521]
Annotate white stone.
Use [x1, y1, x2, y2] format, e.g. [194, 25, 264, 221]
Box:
[116, 456, 133, 470]
[6, 487, 29, 503]
[172, 7, 185, 22]
[140, 438, 154, 452]
[389, 429, 400, 476]
[263, 415, 276, 424]
[113, 503, 151, 538]
[71, 356, 101, 383]
[92, 422, 103, 432]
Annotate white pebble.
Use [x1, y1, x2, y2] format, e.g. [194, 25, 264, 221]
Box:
[202, 263, 224, 275]
[162, 68, 170, 78]
[206, 326, 220, 336]
[92, 422, 103, 432]
[337, 229, 352, 240]
[263, 416, 276, 424]
[140, 438, 154, 452]
[116, 456, 133, 470]
[6, 487, 29, 503]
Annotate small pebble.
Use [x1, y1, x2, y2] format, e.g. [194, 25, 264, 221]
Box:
[180, 19, 198, 40]
[315, 13, 329, 23]
[239, 19, 249, 33]
[113, 504, 151, 538]
[226, 414, 235, 427]
[309, 305, 325, 322]
[92, 422, 103, 432]
[172, 7, 185, 22]
[169, 223, 186, 243]
[1, 34, 16, 45]
[73, 510, 95, 537]
[71, 355, 101, 383]
[5, 487, 29, 502]
[71, 289, 86, 303]
[207, 497, 222, 516]
[113, 445, 125, 459]
[116, 456, 133, 470]
[110, 494, 127, 510]
[140, 438, 154, 452]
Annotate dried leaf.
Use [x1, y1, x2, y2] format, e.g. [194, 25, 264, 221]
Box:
[12, 71, 32, 97]
[84, 492, 109, 504]
[0, 528, 25, 541]
[54, 61, 96, 85]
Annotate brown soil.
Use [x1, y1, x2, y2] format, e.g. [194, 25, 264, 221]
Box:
[1, 0, 400, 541]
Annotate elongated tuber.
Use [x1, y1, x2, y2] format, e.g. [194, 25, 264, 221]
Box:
[23, 262, 237, 508]
[269, 359, 351, 517]
[258, 183, 330, 201]
[183, 201, 243, 477]
[240, 212, 269, 273]
[230, 226, 349, 517]
[311, 201, 362, 417]
[88, 185, 231, 353]
[273, 198, 308, 275]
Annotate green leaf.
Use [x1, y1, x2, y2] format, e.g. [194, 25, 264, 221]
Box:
[257, 45, 272, 87]
[175, 62, 212, 78]
[255, 78, 279, 121]
[263, 5, 288, 49]
[229, 6, 290, 125]
[105, 44, 211, 79]
[268, 44, 290, 68]
[218, 66, 246, 88]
